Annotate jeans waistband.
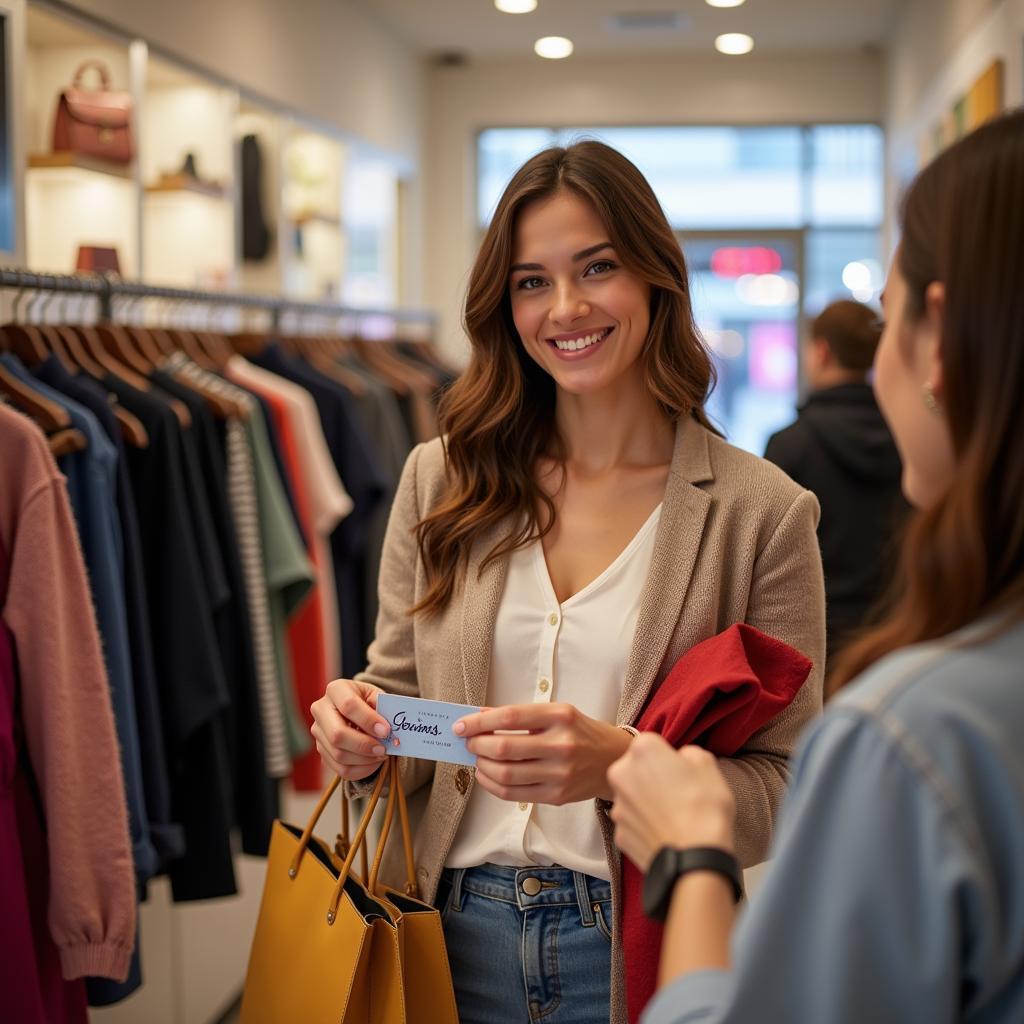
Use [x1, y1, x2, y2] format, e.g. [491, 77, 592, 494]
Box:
[440, 863, 611, 916]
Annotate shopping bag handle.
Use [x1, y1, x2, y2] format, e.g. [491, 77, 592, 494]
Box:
[334, 759, 419, 898]
[290, 770, 389, 888]
[368, 759, 418, 897]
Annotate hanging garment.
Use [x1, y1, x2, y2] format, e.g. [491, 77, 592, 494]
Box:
[233, 390, 316, 760]
[227, 355, 351, 678]
[227, 359, 336, 790]
[338, 359, 412, 645]
[0, 404, 135, 1016]
[103, 376, 238, 902]
[31, 355, 184, 874]
[250, 345, 389, 678]
[0, 354, 158, 885]
[167, 355, 293, 778]
[151, 368, 278, 853]
[241, 134, 272, 262]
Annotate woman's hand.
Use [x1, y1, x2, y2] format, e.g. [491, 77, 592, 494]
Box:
[310, 679, 391, 781]
[607, 733, 736, 870]
[454, 703, 633, 805]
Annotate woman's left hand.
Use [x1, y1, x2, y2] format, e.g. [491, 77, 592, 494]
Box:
[607, 733, 736, 871]
[454, 703, 633, 805]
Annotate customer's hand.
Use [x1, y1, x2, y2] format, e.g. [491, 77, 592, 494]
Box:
[311, 679, 391, 781]
[454, 703, 633, 805]
[607, 733, 736, 870]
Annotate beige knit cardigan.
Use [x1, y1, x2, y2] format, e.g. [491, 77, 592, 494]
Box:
[354, 414, 826, 1024]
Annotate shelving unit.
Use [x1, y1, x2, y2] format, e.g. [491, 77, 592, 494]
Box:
[14, 2, 408, 312]
[140, 54, 237, 288]
[28, 151, 133, 178]
[281, 126, 345, 300]
[24, 6, 139, 276]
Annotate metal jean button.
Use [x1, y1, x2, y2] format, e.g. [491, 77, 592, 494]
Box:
[521, 876, 542, 897]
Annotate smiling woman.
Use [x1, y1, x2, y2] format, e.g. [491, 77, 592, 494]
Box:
[310, 140, 826, 1024]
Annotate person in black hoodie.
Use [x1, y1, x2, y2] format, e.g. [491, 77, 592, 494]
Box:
[765, 299, 909, 677]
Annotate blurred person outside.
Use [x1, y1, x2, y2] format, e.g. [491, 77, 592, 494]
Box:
[764, 300, 909, 672]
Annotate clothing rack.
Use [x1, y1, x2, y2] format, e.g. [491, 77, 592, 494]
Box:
[0, 267, 437, 331]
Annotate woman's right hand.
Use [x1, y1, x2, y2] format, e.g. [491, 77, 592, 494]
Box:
[311, 679, 392, 781]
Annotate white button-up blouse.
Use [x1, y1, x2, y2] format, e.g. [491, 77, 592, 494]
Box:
[446, 504, 662, 880]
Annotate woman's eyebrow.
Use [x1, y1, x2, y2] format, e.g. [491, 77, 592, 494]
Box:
[509, 242, 614, 274]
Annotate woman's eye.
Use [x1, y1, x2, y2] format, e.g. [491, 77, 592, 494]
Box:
[585, 260, 616, 276]
[516, 276, 545, 291]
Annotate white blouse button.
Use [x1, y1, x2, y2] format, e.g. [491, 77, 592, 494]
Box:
[548, 612, 559, 626]
[538, 678, 550, 693]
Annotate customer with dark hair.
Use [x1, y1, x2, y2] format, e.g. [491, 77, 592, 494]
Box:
[765, 299, 908, 669]
[608, 108, 1024, 1023]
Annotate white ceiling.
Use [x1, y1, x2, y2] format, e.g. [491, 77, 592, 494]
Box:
[359, 0, 901, 59]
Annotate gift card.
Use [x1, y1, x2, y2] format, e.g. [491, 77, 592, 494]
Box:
[375, 694, 480, 766]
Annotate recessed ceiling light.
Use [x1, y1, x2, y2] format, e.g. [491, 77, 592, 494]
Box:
[495, 0, 538, 13]
[706, 0, 746, 8]
[534, 36, 574, 59]
[715, 32, 754, 55]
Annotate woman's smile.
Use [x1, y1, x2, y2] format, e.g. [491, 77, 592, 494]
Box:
[547, 326, 614, 358]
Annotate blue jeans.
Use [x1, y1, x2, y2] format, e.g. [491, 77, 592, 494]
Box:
[436, 863, 612, 1024]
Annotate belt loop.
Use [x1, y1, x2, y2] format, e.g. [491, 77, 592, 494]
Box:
[450, 867, 466, 912]
[573, 872, 596, 925]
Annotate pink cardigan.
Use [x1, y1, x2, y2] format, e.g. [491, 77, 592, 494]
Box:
[0, 404, 135, 985]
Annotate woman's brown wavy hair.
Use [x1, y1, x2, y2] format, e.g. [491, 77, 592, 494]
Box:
[830, 108, 1024, 692]
[413, 140, 717, 615]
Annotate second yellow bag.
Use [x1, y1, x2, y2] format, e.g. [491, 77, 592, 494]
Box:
[240, 768, 405, 1023]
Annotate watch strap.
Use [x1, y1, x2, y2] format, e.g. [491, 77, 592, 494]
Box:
[644, 846, 743, 922]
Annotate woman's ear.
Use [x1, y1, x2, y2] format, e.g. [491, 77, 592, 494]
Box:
[923, 281, 946, 401]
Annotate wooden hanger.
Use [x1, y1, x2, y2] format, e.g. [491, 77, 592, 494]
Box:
[67, 325, 192, 429]
[349, 335, 411, 395]
[48, 427, 88, 456]
[0, 363, 71, 432]
[0, 288, 50, 366]
[400, 337, 457, 377]
[195, 330, 235, 370]
[296, 335, 368, 397]
[167, 328, 217, 371]
[0, 322, 50, 366]
[93, 323, 154, 375]
[126, 324, 175, 359]
[229, 331, 269, 357]
[109, 322, 166, 366]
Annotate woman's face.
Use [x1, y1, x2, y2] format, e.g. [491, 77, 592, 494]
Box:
[508, 190, 651, 398]
[873, 258, 955, 508]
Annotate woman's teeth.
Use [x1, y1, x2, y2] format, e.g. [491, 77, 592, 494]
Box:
[552, 329, 610, 352]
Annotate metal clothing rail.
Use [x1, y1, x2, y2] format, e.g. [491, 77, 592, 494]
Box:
[0, 267, 437, 330]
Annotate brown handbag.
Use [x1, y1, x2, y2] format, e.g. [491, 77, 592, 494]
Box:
[53, 61, 134, 165]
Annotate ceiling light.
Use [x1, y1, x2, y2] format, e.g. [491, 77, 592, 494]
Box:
[715, 32, 754, 55]
[706, 0, 746, 8]
[495, 0, 538, 13]
[534, 36, 574, 59]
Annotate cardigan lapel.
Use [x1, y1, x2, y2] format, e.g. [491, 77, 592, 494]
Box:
[460, 521, 510, 708]
[616, 416, 714, 726]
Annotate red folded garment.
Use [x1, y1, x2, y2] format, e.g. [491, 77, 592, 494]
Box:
[622, 623, 812, 1023]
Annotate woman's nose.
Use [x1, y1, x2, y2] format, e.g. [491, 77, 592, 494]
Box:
[550, 281, 590, 325]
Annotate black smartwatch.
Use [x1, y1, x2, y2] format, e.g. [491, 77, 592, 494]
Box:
[642, 846, 743, 923]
